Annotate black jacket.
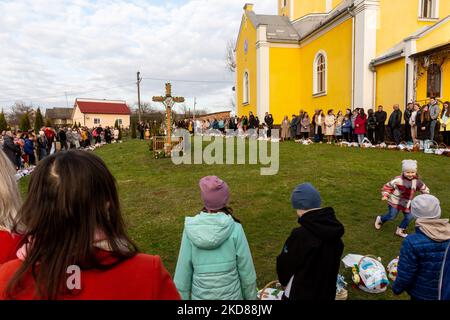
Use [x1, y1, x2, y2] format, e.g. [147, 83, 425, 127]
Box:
[2, 135, 20, 165]
[416, 111, 431, 140]
[276, 207, 344, 300]
[388, 110, 402, 129]
[375, 111, 387, 126]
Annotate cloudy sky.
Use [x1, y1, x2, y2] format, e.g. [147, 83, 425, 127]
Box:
[0, 0, 277, 114]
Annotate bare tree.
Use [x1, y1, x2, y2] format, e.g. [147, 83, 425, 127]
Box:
[226, 39, 237, 73]
[7, 101, 35, 126]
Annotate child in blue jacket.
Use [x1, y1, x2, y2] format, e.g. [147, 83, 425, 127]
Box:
[393, 194, 450, 300]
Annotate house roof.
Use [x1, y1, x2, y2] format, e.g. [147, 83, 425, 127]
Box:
[45, 108, 73, 120]
[75, 99, 131, 115]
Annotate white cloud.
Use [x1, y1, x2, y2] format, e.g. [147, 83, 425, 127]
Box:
[0, 0, 277, 113]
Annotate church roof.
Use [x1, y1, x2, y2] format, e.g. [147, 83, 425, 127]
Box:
[45, 108, 73, 120]
[292, 0, 354, 40]
[246, 12, 300, 42]
[244, 0, 354, 44]
[75, 99, 131, 115]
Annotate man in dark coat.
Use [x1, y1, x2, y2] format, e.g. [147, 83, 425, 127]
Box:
[1, 132, 19, 167]
[277, 183, 345, 300]
[388, 104, 402, 145]
[375, 105, 387, 144]
[57, 128, 68, 150]
[248, 112, 256, 130]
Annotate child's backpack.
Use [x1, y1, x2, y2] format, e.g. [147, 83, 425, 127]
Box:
[352, 255, 389, 293]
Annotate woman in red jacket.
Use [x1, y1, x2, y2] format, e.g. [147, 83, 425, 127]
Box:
[0, 150, 23, 265]
[354, 108, 368, 144]
[0, 150, 180, 300]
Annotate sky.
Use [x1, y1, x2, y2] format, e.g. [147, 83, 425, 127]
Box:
[0, 0, 277, 114]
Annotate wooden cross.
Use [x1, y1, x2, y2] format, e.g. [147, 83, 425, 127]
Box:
[152, 83, 185, 145]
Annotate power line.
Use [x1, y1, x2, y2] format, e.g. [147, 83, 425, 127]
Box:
[0, 76, 234, 104]
[142, 77, 233, 84]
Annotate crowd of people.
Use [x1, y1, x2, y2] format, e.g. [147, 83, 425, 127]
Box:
[279, 98, 449, 147]
[171, 99, 450, 148]
[0, 149, 449, 300]
[0, 125, 122, 170]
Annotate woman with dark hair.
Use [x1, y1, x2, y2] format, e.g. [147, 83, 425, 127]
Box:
[440, 101, 450, 146]
[416, 105, 431, 148]
[0, 151, 180, 300]
[314, 110, 325, 143]
[354, 108, 367, 144]
[174, 176, 257, 300]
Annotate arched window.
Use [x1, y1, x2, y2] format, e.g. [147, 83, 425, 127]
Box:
[419, 0, 438, 19]
[313, 51, 327, 95]
[243, 71, 250, 104]
[427, 63, 441, 97]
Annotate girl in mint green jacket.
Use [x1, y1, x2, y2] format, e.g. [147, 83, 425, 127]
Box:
[174, 176, 257, 300]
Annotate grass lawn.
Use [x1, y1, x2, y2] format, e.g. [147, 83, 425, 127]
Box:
[19, 139, 450, 300]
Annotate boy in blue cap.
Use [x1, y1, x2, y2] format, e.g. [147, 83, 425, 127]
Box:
[276, 183, 345, 300]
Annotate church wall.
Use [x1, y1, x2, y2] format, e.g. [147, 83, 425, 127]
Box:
[236, 14, 258, 118]
[297, 18, 353, 116]
[375, 58, 406, 118]
[268, 46, 302, 124]
[376, 0, 445, 56]
[416, 19, 450, 52]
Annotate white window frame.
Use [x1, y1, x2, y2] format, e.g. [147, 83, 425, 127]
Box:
[116, 119, 123, 126]
[243, 70, 250, 105]
[418, 0, 439, 19]
[313, 50, 328, 97]
[94, 118, 101, 125]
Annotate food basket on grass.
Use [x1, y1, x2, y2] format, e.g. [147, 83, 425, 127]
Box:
[257, 280, 284, 300]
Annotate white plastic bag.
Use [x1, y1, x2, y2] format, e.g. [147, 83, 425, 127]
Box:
[357, 256, 389, 293]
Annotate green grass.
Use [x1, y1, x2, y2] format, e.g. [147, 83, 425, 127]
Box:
[19, 139, 450, 300]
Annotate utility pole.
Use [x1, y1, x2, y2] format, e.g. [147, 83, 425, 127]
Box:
[193, 97, 196, 122]
[65, 92, 69, 108]
[137, 71, 142, 123]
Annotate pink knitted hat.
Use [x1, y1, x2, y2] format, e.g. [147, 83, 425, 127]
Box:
[199, 176, 230, 211]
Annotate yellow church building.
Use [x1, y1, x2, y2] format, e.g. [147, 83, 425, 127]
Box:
[235, 0, 450, 123]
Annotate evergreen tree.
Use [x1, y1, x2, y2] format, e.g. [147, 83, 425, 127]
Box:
[131, 120, 137, 139]
[20, 113, 31, 132]
[118, 127, 122, 141]
[114, 119, 119, 129]
[34, 107, 44, 133]
[0, 110, 7, 132]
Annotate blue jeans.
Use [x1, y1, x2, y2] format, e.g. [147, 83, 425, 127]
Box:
[380, 205, 413, 229]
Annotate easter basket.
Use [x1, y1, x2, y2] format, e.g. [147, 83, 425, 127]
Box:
[424, 140, 439, 154]
[257, 280, 284, 300]
[435, 143, 449, 156]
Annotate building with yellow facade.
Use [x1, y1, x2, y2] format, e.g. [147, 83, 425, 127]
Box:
[235, 0, 450, 123]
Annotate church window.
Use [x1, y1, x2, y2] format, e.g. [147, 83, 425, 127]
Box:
[313, 51, 327, 95]
[419, 0, 438, 19]
[243, 71, 250, 104]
